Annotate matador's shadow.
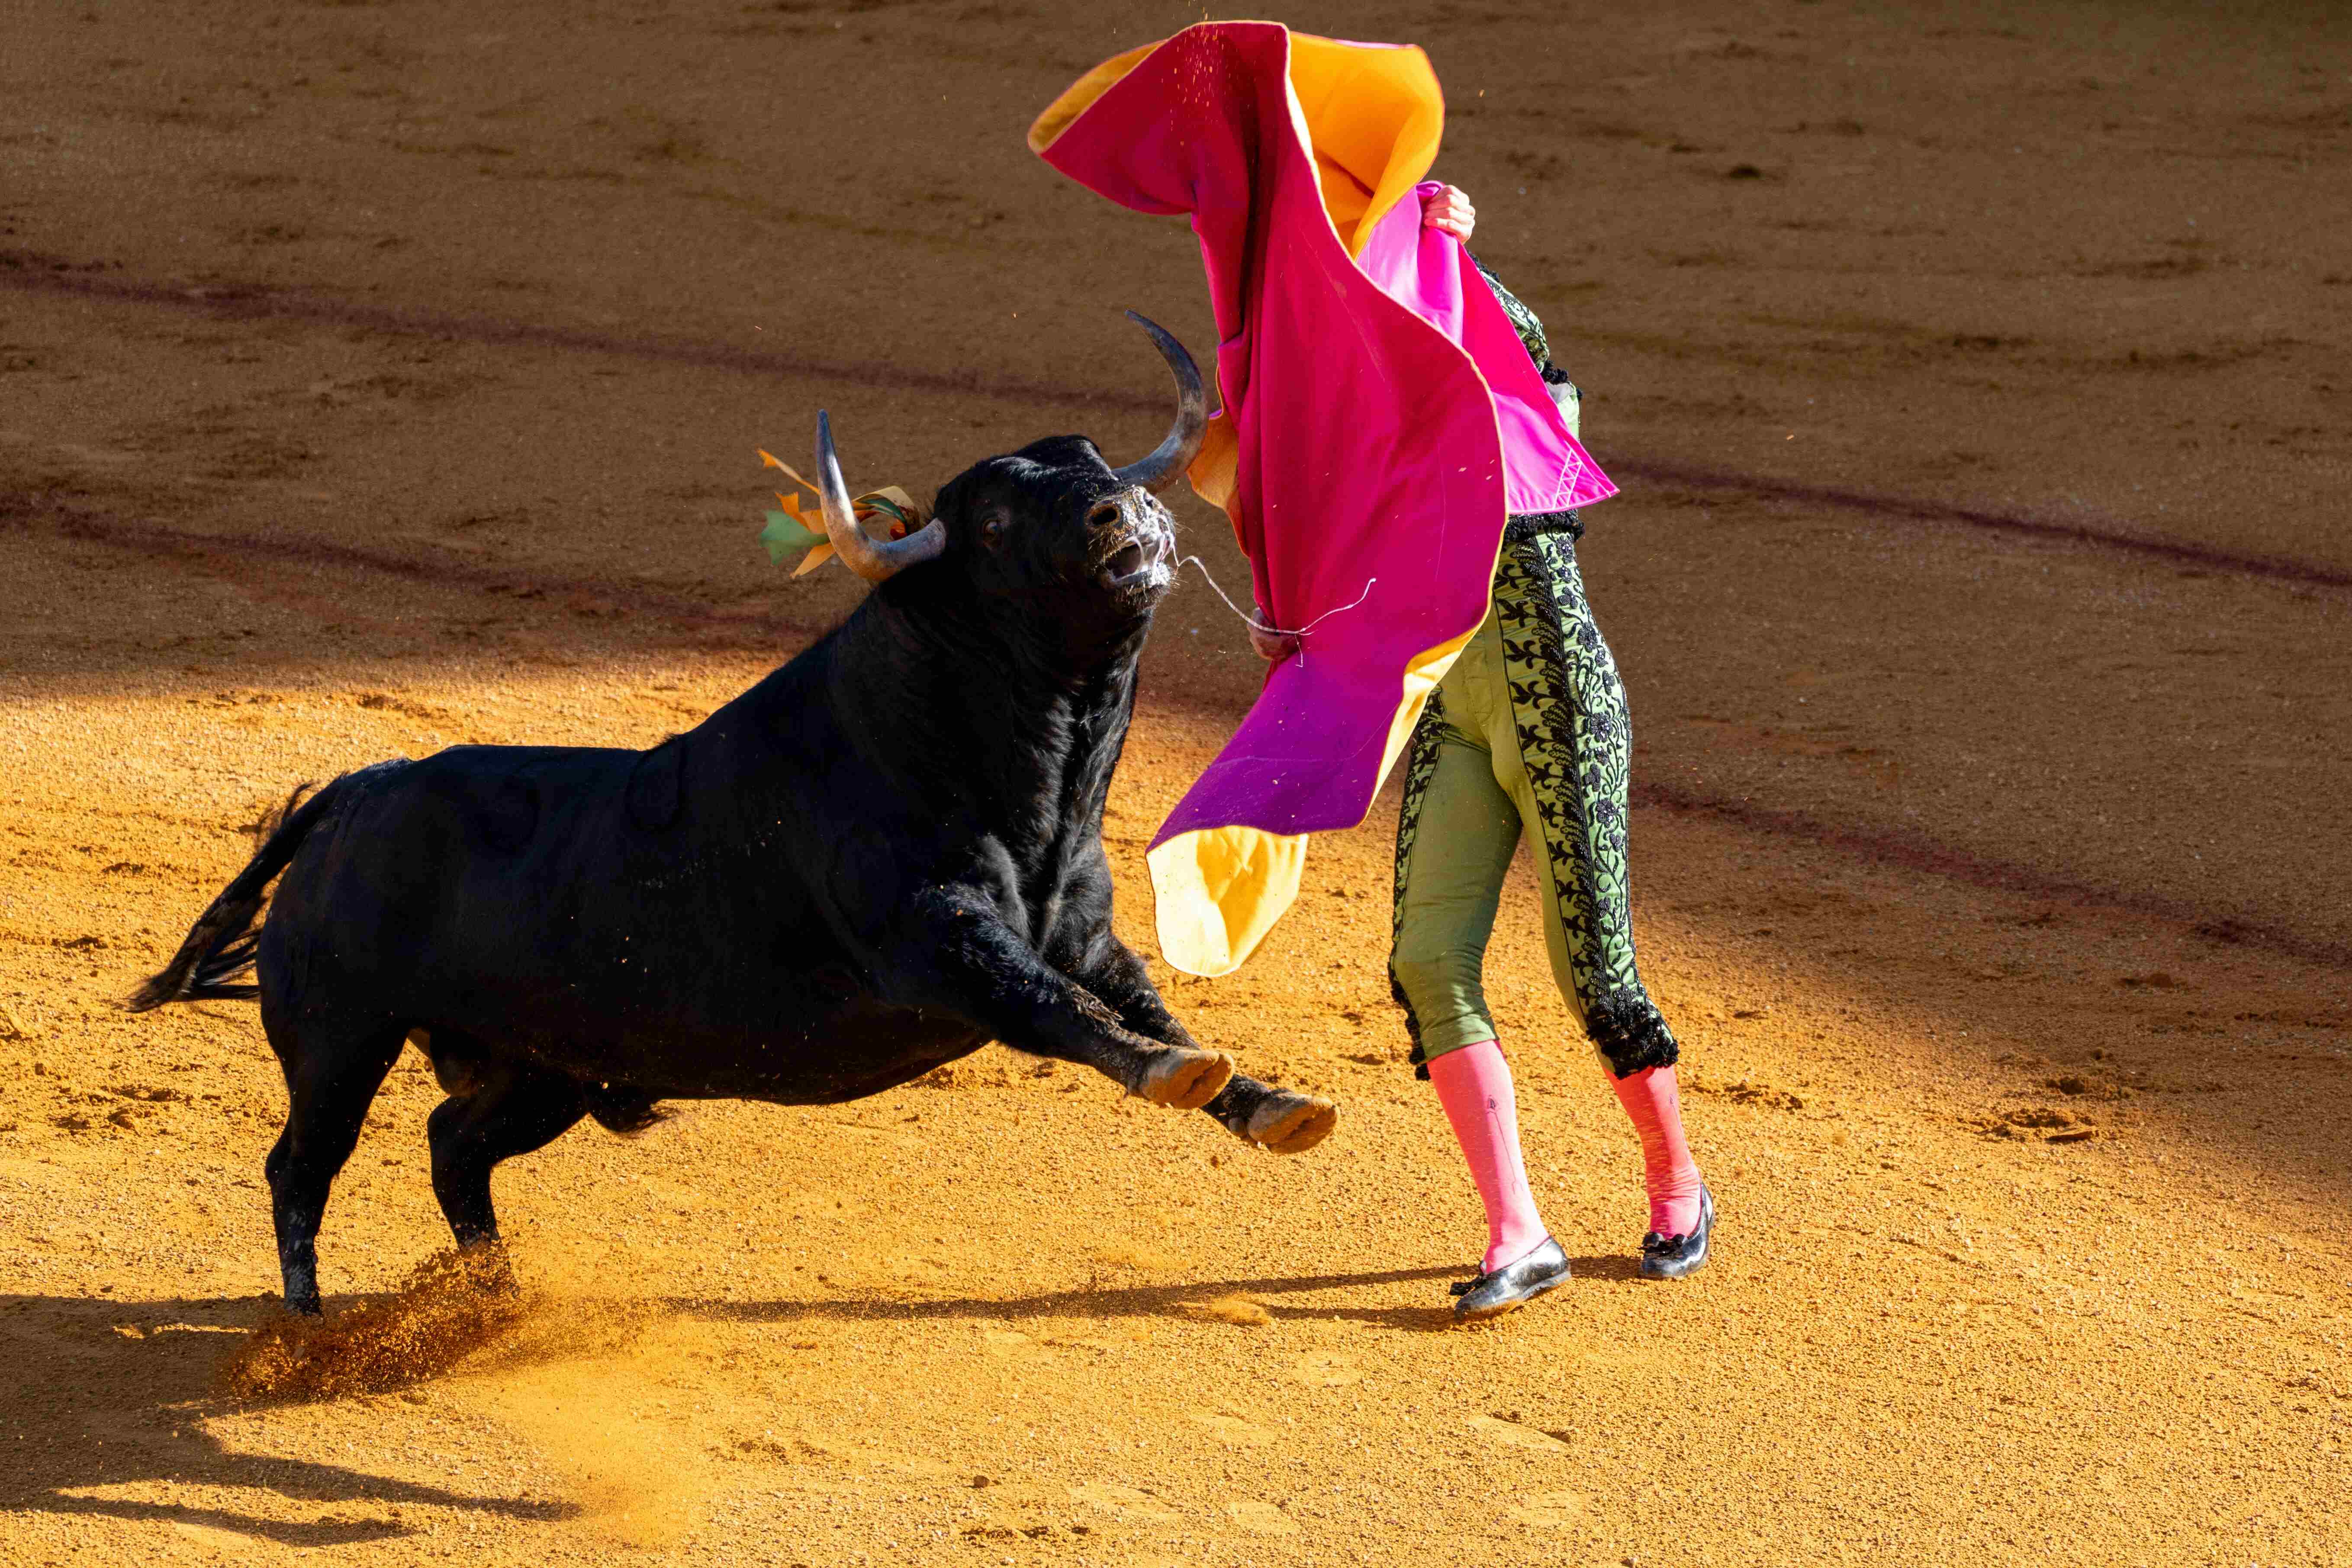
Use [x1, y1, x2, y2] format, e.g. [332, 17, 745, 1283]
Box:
[686, 1255, 1645, 1335]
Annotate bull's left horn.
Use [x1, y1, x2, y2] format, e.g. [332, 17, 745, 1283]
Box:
[815, 410, 946, 583]
[1108, 310, 1206, 495]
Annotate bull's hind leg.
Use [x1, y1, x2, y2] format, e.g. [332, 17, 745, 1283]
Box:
[261, 1013, 406, 1315]
[426, 1053, 586, 1252]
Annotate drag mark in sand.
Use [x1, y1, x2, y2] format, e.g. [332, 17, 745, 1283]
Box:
[7, 251, 2346, 596]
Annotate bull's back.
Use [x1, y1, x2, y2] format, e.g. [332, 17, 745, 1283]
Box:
[262, 745, 890, 1077]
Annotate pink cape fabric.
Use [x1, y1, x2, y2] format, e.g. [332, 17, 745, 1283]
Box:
[1036, 23, 1614, 972]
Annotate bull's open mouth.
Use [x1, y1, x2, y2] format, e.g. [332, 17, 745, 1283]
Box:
[1095, 528, 1173, 599]
[1102, 540, 1147, 580]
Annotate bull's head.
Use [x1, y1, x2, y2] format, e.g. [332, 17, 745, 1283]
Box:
[812, 313, 1204, 634]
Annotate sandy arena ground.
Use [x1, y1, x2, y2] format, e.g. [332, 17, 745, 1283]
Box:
[3, 1, 2349, 1564]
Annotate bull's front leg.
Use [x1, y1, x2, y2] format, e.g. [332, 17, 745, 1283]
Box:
[886, 889, 1232, 1109]
[1065, 934, 1339, 1155]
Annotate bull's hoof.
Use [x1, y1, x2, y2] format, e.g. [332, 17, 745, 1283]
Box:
[1136, 1048, 1234, 1111]
[1237, 1090, 1337, 1154]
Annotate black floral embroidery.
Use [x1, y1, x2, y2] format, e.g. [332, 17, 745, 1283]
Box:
[1501, 509, 1582, 546]
[1493, 534, 1678, 1077]
[1388, 688, 1450, 1080]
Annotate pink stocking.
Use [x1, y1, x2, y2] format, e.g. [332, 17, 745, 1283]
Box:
[1610, 1065, 1704, 1236]
[1426, 1040, 1550, 1272]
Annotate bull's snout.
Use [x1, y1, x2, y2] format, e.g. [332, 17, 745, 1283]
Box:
[1090, 487, 1175, 599]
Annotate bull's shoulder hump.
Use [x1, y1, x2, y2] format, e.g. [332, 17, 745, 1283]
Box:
[413, 743, 637, 778]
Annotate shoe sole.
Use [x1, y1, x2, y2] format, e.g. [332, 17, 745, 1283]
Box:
[1640, 1239, 1707, 1279]
[1454, 1269, 1570, 1323]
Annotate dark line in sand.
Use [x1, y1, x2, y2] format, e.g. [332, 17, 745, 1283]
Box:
[0, 259, 1153, 415]
[10, 258, 2349, 595]
[1631, 780, 2352, 974]
[16, 504, 825, 645]
[1612, 459, 2352, 594]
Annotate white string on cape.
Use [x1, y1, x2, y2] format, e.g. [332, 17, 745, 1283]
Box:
[1178, 555, 1376, 665]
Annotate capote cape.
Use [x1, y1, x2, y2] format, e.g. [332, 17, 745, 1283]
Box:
[1031, 22, 1615, 976]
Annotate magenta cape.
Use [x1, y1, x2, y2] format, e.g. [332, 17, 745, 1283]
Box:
[1032, 23, 1615, 975]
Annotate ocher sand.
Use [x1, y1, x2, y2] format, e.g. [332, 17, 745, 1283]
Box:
[2, 3, 2347, 1565]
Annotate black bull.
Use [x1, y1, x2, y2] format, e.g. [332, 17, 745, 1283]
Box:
[133, 317, 1336, 1314]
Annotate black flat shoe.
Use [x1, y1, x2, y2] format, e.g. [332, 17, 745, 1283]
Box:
[1641, 1186, 1714, 1280]
[1453, 1237, 1571, 1322]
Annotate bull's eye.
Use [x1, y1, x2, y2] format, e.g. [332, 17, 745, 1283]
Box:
[979, 511, 1010, 550]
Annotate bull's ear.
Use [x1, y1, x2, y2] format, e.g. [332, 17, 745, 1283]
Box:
[1109, 312, 1205, 494]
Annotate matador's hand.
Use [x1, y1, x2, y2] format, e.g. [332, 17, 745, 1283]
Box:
[1248, 609, 1300, 664]
[1422, 184, 1475, 243]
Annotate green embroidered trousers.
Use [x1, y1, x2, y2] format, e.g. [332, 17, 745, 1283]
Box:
[1389, 532, 1680, 1080]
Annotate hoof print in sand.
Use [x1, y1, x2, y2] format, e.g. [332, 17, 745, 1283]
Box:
[1188, 1408, 1279, 1445]
[1509, 1489, 1588, 1527]
[1068, 1480, 1180, 1525]
[1224, 1497, 1299, 1534]
[1467, 1413, 1570, 1452]
[1287, 1351, 1361, 1386]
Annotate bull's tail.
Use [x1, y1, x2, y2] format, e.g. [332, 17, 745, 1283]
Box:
[127, 766, 380, 1012]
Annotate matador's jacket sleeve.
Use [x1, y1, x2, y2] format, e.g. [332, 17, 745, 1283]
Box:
[1032, 23, 1615, 976]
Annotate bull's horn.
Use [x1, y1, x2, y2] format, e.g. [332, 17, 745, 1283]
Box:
[815, 410, 946, 583]
[1109, 310, 1206, 495]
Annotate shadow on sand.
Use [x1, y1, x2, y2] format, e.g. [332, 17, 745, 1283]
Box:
[0, 1253, 1644, 1539]
[0, 1290, 576, 1546]
[675, 1253, 1648, 1335]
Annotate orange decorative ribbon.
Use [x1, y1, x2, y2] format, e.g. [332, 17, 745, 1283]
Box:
[757, 449, 929, 578]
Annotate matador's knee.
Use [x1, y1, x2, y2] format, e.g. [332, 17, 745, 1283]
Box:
[1390, 949, 1495, 1082]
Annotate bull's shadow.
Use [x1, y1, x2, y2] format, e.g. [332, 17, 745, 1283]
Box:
[0, 1289, 574, 1546]
[675, 1256, 1644, 1335]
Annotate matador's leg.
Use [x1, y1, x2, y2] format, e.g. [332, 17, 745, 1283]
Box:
[1390, 652, 1568, 1310]
[1489, 533, 1678, 1073]
[1492, 535, 1709, 1265]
